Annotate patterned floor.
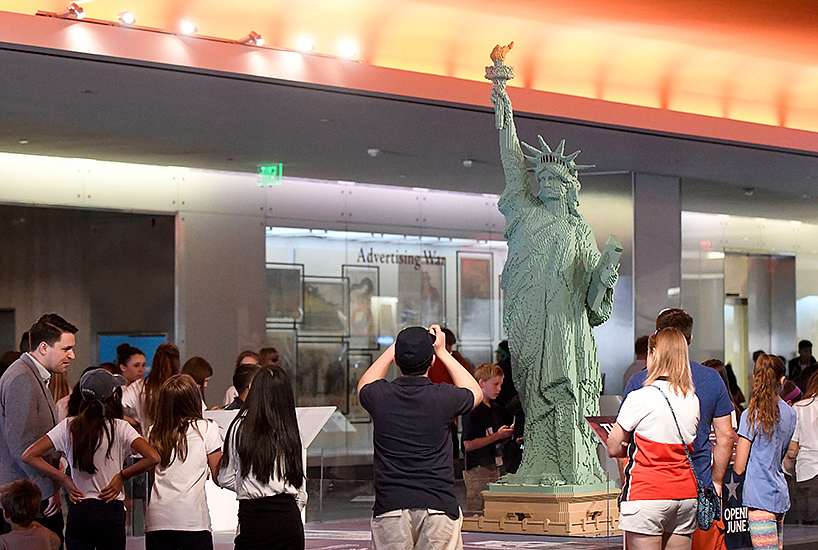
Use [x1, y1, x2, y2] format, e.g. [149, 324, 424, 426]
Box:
[124, 520, 818, 550]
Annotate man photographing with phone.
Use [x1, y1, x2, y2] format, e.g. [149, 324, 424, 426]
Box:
[358, 325, 481, 550]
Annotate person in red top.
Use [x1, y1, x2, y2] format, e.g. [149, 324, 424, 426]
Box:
[427, 328, 474, 465]
[608, 328, 700, 550]
[427, 328, 474, 385]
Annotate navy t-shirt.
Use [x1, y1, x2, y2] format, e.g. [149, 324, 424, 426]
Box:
[463, 401, 502, 470]
[623, 362, 734, 488]
[360, 376, 474, 518]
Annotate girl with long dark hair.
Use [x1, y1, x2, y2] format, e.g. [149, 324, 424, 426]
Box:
[734, 354, 796, 550]
[116, 343, 146, 386]
[122, 342, 180, 432]
[22, 368, 160, 550]
[146, 374, 223, 549]
[218, 367, 306, 550]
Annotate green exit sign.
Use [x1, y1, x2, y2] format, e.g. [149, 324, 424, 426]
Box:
[258, 163, 284, 186]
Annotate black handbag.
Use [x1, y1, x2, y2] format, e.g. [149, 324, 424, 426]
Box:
[650, 385, 721, 531]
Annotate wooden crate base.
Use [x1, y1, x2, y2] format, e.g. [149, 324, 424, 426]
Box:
[462, 488, 621, 536]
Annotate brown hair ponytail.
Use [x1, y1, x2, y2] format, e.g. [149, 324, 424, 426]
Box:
[746, 354, 786, 436]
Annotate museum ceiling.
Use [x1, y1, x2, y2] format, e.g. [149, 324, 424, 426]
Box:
[0, 0, 816, 220]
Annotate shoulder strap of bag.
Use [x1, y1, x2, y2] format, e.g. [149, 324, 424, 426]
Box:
[649, 384, 702, 490]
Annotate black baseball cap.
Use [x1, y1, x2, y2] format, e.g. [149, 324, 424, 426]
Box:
[395, 326, 435, 375]
[80, 368, 127, 402]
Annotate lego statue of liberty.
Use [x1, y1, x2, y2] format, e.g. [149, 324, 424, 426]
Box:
[487, 43, 621, 488]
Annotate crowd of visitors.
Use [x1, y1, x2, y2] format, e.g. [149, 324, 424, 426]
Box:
[614, 309, 818, 550]
[2, 308, 818, 550]
[0, 313, 303, 550]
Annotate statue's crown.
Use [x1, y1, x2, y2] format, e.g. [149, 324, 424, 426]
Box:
[522, 137, 594, 182]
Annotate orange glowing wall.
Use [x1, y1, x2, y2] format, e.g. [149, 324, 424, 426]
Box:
[2, 0, 817, 133]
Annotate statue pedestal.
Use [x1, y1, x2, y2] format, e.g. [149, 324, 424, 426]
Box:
[462, 484, 621, 537]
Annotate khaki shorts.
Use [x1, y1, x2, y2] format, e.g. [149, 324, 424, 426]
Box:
[371, 508, 463, 550]
[619, 498, 697, 536]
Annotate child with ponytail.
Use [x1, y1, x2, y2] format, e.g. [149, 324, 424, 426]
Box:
[146, 374, 223, 550]
[22, 368, 160, 550]
[734, 354, 796, 550]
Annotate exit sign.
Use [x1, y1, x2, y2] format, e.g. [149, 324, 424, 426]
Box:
[258, 163, 283, 186]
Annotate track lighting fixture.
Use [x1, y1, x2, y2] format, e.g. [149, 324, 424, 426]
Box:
[179, 19, 197, 35]
[238, 31, 265, 46]
[57, 2, 85, 20]
[116, 11, 135, 26]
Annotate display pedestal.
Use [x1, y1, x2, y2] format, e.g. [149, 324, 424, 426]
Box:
[462, 484, 621, 536]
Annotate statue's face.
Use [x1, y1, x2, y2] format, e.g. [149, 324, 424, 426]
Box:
[535, 167, 567, 201]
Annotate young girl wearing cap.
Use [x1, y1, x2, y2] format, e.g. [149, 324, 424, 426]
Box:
[22, 368, 160, 550]
[734, 355, 796, 550]
[218, 367, 306, 550]
[146, 374, 223, 550]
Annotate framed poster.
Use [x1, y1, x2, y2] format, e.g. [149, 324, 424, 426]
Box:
[301, 276, 348, 337]
[343, 265, 379, 349]
[265, 328, 296, 380]
[296, 340, 347, 412]
[397, 261, 446, 328]
[266, 263, 304, 323]
[420, 262, 446, 327]
[457, 252, 493, 340]
[347, 352, 373, 422]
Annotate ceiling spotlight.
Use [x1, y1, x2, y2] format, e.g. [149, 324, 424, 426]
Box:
[743, 187, 755, 197]
[367, 148, 381, 158]
[18, 139, 29, 145]
[57, 2, 85, 19]
[116, 11, 135, 26]
[179, 19, 197, 35]
[462, 159, 474, 168]
[238, 31, 264, 46]
[297, 35, 315, 53]
[338, 39, 358, 59]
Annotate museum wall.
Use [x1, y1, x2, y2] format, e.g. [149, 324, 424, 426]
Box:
[0, 205, 174, 382]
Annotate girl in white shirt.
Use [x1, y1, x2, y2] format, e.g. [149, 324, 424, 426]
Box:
[116, 344, 146, 386]
[219, 367, 306, 550]
[22, 368, 160, 550]
[122, 342, 180, 433]
[786, 373, 818, 524]
[146, 374, 223, 550]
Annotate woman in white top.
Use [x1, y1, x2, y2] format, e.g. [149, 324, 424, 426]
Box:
[219, 367, 307, 550]
[22, 368, 160, 550]
[786, 373, 818, 524]
[223, 350, 261, 406]
[181, 356, 213, 410]
[116, 343, 146, 386]
[146, 374, 223, 550]
[608, 328, 700, 550]
[122, 342, 179, 433]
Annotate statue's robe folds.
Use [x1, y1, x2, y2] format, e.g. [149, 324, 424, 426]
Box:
[496, 105, 614, 486]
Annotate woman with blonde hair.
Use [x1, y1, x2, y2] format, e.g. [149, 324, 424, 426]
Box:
[608, 328, 700, 550]
[734, 355, 796, 549]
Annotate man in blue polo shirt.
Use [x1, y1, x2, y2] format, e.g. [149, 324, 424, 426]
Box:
[358, 325, 481, 550]
[623, 308, 734, 550]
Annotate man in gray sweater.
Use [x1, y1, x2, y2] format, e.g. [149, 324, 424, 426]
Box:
[0, 313, 77, 541]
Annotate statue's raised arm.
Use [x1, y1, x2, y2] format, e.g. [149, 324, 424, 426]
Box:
[485, 43, 534, 216]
